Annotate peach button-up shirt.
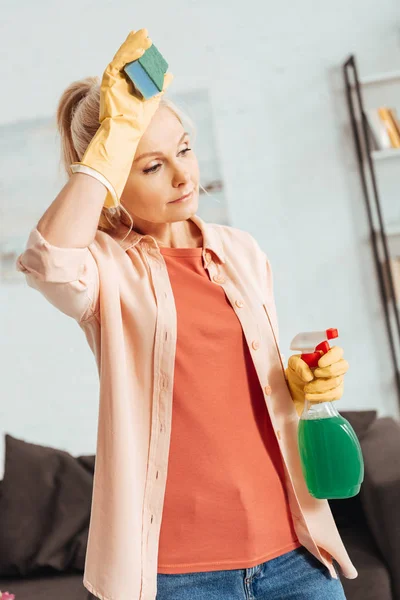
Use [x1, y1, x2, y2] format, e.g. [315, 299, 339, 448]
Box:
[16, 213, 357, 600]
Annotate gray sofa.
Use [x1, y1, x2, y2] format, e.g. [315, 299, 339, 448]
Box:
[329, 410, 400, 600]
[0, 410, 399, 600]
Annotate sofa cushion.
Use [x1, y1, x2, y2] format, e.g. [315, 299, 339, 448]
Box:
[0, 571, 88, 600]
[359, 417, 400, 599]
[339, 526, 392, 600]
[340, 410, 377, 441]
[0, 434, 93, 577]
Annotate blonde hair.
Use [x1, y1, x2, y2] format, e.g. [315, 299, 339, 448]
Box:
[56, 76, 197, 234]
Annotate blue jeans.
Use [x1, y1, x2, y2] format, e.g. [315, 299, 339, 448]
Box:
[156, 546, 347, 599]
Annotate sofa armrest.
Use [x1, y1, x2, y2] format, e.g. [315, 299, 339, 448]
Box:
[359, 417, 400, 597]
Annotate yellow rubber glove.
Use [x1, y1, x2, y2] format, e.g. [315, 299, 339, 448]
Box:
[285, 346, 349, 417]
[71, 29, 174, 208]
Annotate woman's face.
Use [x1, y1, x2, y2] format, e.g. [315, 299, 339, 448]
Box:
[120, 105, 200, 228]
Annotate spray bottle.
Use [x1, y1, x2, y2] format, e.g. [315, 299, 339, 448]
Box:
[291, 328, 364, 499]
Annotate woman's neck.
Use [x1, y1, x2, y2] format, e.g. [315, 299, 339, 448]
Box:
[126, 216, 203, 249]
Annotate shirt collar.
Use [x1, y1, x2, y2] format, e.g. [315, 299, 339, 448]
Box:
[110, 213, 226, 264]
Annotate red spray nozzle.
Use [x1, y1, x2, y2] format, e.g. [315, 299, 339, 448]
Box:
[301, 341, 330, 368]
[290, 329, 339, 368]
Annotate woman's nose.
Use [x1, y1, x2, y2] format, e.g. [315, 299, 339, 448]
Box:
[172, 164, 191, 186]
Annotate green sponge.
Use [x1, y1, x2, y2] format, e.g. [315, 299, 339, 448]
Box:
[124, 43, 169, 99]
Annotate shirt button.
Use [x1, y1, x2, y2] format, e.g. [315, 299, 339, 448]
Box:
[252, 340, 260, 350]
[264, 385, 272, 395]
[235, 300, 244, 308]
[213, 274, 226, 284]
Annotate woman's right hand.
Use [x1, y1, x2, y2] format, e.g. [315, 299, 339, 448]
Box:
[70, 29, 174, 209]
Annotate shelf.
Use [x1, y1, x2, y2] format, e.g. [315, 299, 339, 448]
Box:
[385, 226, 400, 258]
[374, 226, 400, 237]
[387, 226, 400, 238]
[359, 70, 400, 86]
[371, 148, 400, 161]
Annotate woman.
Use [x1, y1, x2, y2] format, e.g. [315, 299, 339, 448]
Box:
[16, 29, 356, 600]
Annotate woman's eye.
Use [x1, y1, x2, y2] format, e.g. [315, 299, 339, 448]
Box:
[143, 148, 192, 174]
[143, 164, 161, 174]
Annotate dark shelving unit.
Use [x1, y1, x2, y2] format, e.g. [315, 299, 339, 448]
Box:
[343, 54, 400, 407]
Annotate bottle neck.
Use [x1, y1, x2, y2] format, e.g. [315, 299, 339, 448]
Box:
[301, 399, 340, 419]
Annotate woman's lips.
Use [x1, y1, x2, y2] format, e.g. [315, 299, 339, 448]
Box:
[169, 191, 193, 204]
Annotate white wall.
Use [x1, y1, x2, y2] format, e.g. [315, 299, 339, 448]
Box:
[2, 0, 400, 476]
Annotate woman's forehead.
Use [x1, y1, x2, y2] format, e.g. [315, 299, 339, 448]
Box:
[139, 109, 186, 150]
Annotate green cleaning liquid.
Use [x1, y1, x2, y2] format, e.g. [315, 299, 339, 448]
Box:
[298, 409, 364, 499]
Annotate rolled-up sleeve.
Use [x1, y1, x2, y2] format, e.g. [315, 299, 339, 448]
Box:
[16, 228, 99, 323]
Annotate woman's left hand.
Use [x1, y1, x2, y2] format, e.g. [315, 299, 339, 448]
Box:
[285, 346, 349, 416]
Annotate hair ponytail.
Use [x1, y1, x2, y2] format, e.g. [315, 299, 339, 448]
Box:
[56, 76, 100, 178]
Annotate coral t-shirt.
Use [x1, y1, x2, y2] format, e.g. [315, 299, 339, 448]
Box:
[157, 246, 300, 574]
